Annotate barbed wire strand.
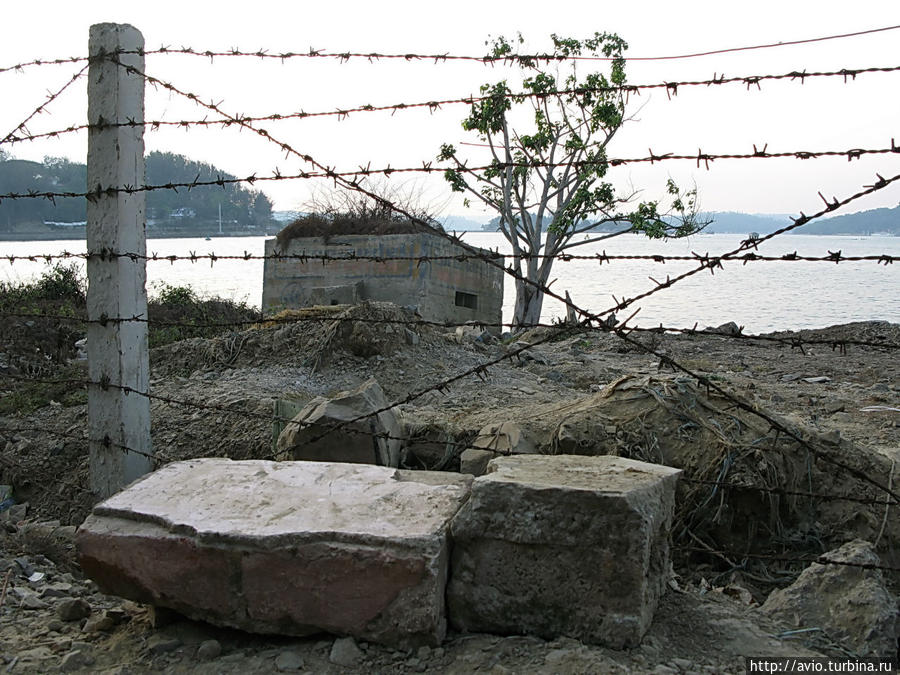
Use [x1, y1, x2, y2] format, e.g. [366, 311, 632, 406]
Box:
[2, 248, 896, 266]
[2, 309, 899, 353]
[5, 24, 900, 77]
[0, 64, 88, 147]
[4, 143, 900, 202]
[6, 63, 900, 147]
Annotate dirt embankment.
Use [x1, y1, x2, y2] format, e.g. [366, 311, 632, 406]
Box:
[0, 307, 898, 672]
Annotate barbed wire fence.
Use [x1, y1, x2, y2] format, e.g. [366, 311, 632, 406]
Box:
[1, 25, 899, 578]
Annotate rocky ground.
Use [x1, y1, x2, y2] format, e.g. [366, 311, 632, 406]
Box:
[0, 305, 898, 673]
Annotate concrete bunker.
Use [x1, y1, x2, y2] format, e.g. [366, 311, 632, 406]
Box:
[262, 230, 504, 329]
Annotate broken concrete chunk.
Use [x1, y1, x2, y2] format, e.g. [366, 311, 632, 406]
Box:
[761, 539, 898, 657]
[448, 454, 680, 649]
[459, 449, 495, 477]
[276, 378, 402, 467]
[77, 459, 472, 647]
[472, 421, 538, 456]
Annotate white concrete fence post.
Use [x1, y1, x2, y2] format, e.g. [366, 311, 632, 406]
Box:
[86, 23, 152, 498]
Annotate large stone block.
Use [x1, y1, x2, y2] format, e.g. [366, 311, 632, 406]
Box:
[447, 454, 680, 649]
[276, 378, 402, 467]
[77, 459, 472, 647]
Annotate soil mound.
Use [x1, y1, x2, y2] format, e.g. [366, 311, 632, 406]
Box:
[275, 214, 441, 247]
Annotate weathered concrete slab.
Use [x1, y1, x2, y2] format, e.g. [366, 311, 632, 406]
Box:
[276, 379, 402, 467]
[448, 454, 680, 649]
[77, 459, 472, 646]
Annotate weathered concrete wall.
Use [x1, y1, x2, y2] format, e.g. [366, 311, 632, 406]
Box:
[262, 234, 503, 328]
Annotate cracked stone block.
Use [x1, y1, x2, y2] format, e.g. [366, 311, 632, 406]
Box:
[447, 454, 680, 649]
[77, 459, 472, 647]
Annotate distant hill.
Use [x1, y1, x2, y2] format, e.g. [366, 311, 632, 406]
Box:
[441, 215, 490, 231]
[0, 151, 275, 238]
[799, 205, 900, 235]
[470, 208, 899, 236]
[702, 212, 790, 235]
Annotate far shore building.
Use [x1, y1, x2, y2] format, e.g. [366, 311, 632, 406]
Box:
[262, 226, 504, 329]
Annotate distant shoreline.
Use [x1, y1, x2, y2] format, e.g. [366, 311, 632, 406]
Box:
[0, 230, 279, 242]
[1, 230, 896, 243]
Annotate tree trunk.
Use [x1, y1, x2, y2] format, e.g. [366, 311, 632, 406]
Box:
[513, 277, 544, 328]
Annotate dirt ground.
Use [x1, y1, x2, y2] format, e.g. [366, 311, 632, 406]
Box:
[0, 307, 898, 673]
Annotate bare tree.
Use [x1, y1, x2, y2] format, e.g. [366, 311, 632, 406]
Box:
[303, 179, 447, 229]
[440, 33, 706, 327]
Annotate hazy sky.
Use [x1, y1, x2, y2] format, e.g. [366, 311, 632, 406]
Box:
[2, 0, 899, 220]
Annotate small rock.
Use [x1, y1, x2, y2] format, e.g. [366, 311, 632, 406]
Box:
[82, 612, 117, 633]
[274, 650, 304, 671]
[14, 556, 34, 577]
[780, 374, 800, 382]
[41, 583, 74, 599]
[544, 648, 573, 665]
[404, 329, 420, 346]
[20, 594, 48, 610]
[58, 598, 92, 622]
[147, 637, 182, 655]
[196, 639, 222, 661]
[652, 666, 678, 675]
[330, 637, 364, 667]
[433, 648, 445, 659]
[6, 503, 27, 522]
[50, 639, 72, 654]
[821, 429, 841, 445]
[105, 608, 129, 624]
[671, 658, 695, 671]
[801, 376, 831, 384]
[60, 650, 93, 672]
[47, 620, 65, 632]
[416, 646, 432, 660]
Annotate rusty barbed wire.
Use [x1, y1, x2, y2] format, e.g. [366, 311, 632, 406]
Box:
[6, 61, 900, 146]
[0, 55, 90, 77]
[0, 64, 88, 147]
[0, 423, 163, 477]
[127, 26, 900, 64]
[5, 24, 899, 76]
[2, 308, 899, 353]
[0, 374, 487, 458]
[3, 143, 899, 199]
[2, 248, 896, 266]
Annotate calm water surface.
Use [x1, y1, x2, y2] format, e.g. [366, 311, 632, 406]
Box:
[2, 233, 897, 333]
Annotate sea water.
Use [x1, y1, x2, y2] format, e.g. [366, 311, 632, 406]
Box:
[2, 232, 897, 333]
